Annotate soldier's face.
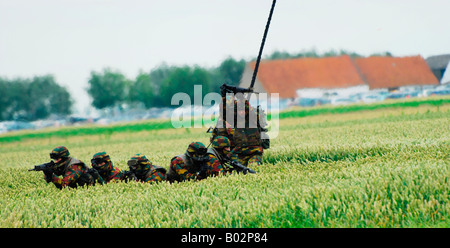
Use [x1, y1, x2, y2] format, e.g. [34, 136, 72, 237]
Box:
[95, 161, 107, 170]
[223, 147, 231, 156]
[53, 158, 62, 163]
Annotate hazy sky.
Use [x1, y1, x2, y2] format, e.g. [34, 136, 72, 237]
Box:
[1, 0, 449, 113]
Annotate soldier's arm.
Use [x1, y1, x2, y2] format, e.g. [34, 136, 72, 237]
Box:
[143, 170, 165, 184]
[169, 157, 197, 181]
[108, 167, 124, 182]
[52, 164, 83, 188]
[207, 155, 226, 176]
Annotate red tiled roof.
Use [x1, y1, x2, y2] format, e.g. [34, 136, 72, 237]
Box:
[250, 55, 365, 98]
[354, 55, 439, 89]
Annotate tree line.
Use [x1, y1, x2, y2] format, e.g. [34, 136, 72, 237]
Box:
[1, 49, 391, 121]
[0, 75, 72, 121]
[0, 56, 246, 121]
[87, 57, 246, 110]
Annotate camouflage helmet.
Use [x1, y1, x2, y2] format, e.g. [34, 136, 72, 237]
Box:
[211, 136, 231, 149]
[186, 142, 208, 161]
[50, 146, 70, 160]
[91, 151, 112, 170]
[187, 142, 207, 155]
[127, 154, 151, 176]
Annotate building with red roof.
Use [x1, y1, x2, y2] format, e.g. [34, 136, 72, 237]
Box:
[239, 55, 439, 99]
[240, 55, 366, 98]
[355, 55, 439, 90]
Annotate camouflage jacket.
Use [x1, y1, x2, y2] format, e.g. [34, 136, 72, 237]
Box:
[166, 154, 224, 183]
[136, 165, 167, 184]
[98, 166, 124, 183]
[216, 96, 263, 148]
[47, 157, 93, 189]
[231, 146, 264, 167]
[207, 147, 238, 174]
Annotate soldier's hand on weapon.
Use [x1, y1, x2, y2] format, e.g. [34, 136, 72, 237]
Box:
[198, 162, 209, 179]
[43, 170, 53, 183]
[123, 170, 137, 182]
[87, 168, 104, 185]
[29, 161, 55, 183]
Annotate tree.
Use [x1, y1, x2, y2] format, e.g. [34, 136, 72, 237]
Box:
[28, 75, 73, 120]
[0, 78, 7, 120]
[129, 72, 156, 108]
[49, 86, 73, 116]
[159, 66, 212, 106]
[0, 75, 72, 121]
[217, 57, 246, 86]
[87, 68, 130, 109]
[148, 64, 177, 107]
[3, 78, 29, 120]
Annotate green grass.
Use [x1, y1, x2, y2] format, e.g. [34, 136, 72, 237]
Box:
[0, 98, 448, 227]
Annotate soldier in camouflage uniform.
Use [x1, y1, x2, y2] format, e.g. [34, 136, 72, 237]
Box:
[126, 154, 166, 184]
[206, 135, 255, 174]
[44, 146, 94, 189]
[212, 95, 237, 149]
[167, 142, 225, 183]
[210, 126, 235, 150]
[207, 136, 231, 165]
[91, 151, 124, 183]
[215, 96, 265, 167]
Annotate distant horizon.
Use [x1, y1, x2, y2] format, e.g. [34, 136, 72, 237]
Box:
[1, 49, 447, 116]
[2, 0, 449, 113]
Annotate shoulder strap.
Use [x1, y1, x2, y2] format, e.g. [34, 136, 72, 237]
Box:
[207, 147, 224, 165]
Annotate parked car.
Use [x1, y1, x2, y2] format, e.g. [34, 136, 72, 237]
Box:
[386, 92, 409, 99]
[330, 97, 355, 106]
[431, 89, 450, 96]
[0, 123, 7, 134]
[297, 97, 330, 107]
[361, 93, 387, 103]
[0, 121, 35, 133]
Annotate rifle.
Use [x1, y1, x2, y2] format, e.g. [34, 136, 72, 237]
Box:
[28, 161, 55, 172]
[225, 159, 256, 175]
[206, 126, 215, 134]
[29, 161, 55, 183]
[86, 168, 105, 185]
[190, 153, 210, 179]
[123, 170, 137, 182]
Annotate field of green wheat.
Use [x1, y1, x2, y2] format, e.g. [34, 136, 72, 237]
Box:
[0, 98, 449, 227]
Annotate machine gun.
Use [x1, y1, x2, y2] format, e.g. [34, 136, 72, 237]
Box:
[190, 148, 210, 179]
[123, 170, 138, 182]
[86, 168, 105, 185]
[224, 158, 256, 175]
[28, 161, 55, 172]
[29, 161, 55, 183]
